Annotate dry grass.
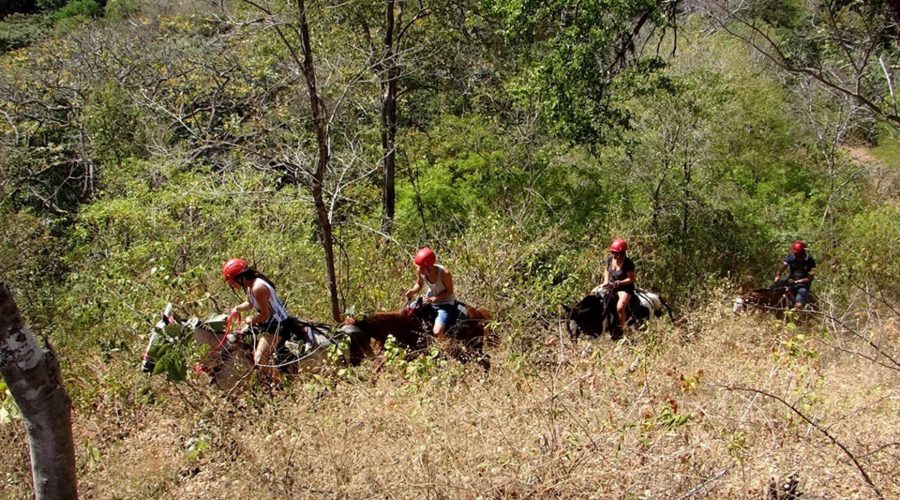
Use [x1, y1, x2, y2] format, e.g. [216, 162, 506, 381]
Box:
[2, 301, 898, 499]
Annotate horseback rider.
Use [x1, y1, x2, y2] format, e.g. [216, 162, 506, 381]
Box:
[773, 240, 816, 310]
[404, 247, 457, 338]
[591, 238, 636, 331]
[223, 258, 292, 383]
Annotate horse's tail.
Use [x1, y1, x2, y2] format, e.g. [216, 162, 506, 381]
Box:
[468, 305, 491, 321]
[563, 302, 581, 339]
[659, 296, 675, 324]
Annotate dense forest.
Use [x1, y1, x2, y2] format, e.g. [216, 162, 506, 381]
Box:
[1, 0, 898, 497]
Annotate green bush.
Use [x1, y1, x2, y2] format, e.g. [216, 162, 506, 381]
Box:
[103, 0, 137, 19]
[836, 204, 900, 299]
[52, 0, 100, 22]
[0, 14, 46, 52]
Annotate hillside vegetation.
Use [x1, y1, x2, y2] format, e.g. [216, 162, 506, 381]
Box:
[0, 0, 898, 497]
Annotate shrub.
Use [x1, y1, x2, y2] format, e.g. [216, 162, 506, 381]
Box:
[0, 13, 46, 52]
[52, 0, 100, 23]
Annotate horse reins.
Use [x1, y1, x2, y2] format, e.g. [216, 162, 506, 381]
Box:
[194, 310, 241, 375]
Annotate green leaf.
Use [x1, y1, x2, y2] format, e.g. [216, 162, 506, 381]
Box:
[202, 314, 228, 332]
[152, 354, 186, 382]
[163, 322, 183, 337]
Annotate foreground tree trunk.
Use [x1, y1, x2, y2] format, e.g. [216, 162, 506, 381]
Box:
[0, 281, 77, 499]
[297, 0, 341, 322]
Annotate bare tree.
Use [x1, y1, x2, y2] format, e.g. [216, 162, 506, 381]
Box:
[222, 0, 345, 321]
[702, 0, 900, 126]
[0, 281, 77, 499]
[296, 0, 342, 321]
[354, 0, 430, 234]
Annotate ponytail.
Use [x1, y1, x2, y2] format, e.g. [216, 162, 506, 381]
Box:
[236, 268, 277, 291]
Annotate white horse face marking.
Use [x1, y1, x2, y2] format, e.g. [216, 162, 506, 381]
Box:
[733, 298, 745, 314]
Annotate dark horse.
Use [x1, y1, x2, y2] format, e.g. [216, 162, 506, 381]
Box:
[338, 299, 493, 368]
[564, 288, 672, 340]
[733, 286, 818, 318]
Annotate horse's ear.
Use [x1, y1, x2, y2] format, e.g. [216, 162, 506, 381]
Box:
[561, 304, 571, 314]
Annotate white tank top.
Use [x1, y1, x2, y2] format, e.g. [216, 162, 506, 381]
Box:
[247, 278, 289, 322]
[421, 265, 456, 305]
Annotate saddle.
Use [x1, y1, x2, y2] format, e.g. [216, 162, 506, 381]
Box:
[592, 287, 643, 323]
[406, 298, 469, 332]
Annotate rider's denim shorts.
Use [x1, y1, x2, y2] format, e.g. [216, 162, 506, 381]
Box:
[794, 286, 810, 305]
[433, 304, 454, 327]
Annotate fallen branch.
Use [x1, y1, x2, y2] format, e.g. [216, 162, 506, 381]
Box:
[676, 467, 732, 499]
[726, 385, 883, 499]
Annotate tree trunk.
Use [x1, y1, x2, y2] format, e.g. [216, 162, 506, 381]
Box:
[0, 281, 77, 499]
[681, 159, 691, 235]
[297, 0, 341, 322]
[380, 0, 399, 234]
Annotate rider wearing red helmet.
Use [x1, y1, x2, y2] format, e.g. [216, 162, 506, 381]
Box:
[592, 238, 636, 332]
[773, 240, 816, 309]
[223, 258, 292, 383]
[405, 247, 456, 337]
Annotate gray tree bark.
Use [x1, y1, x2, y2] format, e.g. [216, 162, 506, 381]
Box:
[296, 0, 342, 322]
[0, 281, 77, 499]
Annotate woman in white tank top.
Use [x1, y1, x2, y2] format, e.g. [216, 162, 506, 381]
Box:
[404, 247, 457, 337]
[222, 258, 291, 383]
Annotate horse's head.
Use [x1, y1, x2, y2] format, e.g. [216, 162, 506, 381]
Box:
[735, 287, 787, 314]
[566, 294, 614, 338]
[732, 296, 747, 314]
[336, 317, 363, 339]
[734, 289, 766, 314]
[141, 303, 179, 373]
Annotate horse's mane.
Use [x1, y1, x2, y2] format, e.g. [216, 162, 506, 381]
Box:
[357, 309, 409, 328]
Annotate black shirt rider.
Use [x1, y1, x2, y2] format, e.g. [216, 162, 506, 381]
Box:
[605, 255, 636, 294]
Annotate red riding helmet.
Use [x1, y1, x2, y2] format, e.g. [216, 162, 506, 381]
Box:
[791, 240, 806, 253]
[222, 258, 248, 282]
[414, 247, 436, 267]
[610, 239, 628, 253]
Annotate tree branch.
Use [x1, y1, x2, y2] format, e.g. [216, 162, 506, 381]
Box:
[727, 385, 883, 498]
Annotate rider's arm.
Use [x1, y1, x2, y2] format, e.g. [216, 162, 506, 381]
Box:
[591, 265, 610, 294]
[232, 301, 252, 315]
[798, 266, 815, 284]
[405, 273, 424, 299]
[246, 282, 272, 326]
[616, 270, 635, 287]
[774, 261, 787, 282]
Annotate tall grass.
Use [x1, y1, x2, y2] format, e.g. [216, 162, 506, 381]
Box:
[1, 294, 896, 498]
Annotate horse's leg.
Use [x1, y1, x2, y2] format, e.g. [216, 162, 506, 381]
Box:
[192, 328, 225, 377]
[466, 326, 492, 371]
[192, 327, 257, 392]
[369, 356, 386, 385]
[213, 345, 255, 392]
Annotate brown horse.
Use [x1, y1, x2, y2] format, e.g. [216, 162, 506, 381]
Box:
[338, 300, 493, 368]
[733, 287, 818, 319]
